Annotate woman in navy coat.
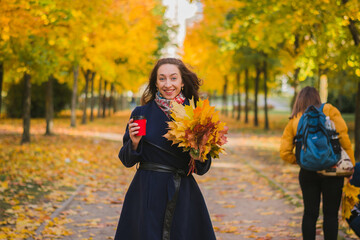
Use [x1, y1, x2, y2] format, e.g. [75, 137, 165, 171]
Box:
[114, 58, 216, 240]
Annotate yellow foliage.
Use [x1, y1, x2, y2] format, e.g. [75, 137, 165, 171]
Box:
[342, 182, 360, 220]
[1, 0, 165, 94]
[182, 0, 235, 92]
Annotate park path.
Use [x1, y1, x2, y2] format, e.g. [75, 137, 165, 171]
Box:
[45, 132, 355, 240]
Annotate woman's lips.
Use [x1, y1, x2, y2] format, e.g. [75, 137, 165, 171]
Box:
[164, 90, 175, 95]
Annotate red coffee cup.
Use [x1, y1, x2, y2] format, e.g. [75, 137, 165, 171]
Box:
[133, 115, 146, 136]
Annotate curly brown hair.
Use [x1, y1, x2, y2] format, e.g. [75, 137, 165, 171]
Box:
[141, 58, 202, 105]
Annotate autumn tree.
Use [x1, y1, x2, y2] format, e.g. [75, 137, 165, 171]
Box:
[1, 0, 172, 142]
[2, 0, 62, 143]
[183, 0, 240, 116]
[186, 0, 359, 139]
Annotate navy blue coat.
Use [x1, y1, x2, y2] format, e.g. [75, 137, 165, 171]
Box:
[114, 100, 216, 240]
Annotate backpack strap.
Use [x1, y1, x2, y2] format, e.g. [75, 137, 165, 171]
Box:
[319, 103, 325, 112]
[293, 104, 323, 146]
[294, 111, 305, 143]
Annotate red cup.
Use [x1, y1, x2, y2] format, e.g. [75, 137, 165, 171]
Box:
[133, 116, 146, 136]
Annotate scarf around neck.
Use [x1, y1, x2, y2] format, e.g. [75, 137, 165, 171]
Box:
[155, 91, 185, 118]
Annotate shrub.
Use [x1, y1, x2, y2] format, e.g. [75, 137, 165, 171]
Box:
[327, 92, 356, 113]
[5, 78, 72, 118]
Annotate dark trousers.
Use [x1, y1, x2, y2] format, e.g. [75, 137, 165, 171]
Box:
[299, 168, 344, 240]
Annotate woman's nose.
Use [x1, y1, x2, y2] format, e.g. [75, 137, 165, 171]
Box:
[164, 79, 171, 87]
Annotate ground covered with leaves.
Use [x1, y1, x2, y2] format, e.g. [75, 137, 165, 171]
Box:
[0, 133, 128, 239]
[0, 110, 357, 239]
[0, 111, 130, 239]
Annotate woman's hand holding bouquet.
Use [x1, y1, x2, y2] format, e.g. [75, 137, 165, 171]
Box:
[164, 98, 228, 175]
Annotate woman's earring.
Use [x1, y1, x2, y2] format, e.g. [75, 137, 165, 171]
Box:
[181, 86, 184, 91]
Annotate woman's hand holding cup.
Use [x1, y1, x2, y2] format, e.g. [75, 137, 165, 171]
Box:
[129, 116, 146, 150]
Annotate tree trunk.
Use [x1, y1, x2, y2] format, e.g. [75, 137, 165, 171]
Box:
[109, 83, 114, 117]
[21, 73, 31, 144]
[90, 72, 96, 122]
[355, 82, 360, 161]
[71, 65, 79, 127]
[254, 65, 261, 127]
[113, 91, 118, 113]
[222, 75, 228, 116]
[317, 66, 321, 91]
[81, 69, 90, 124]
[290, 34, 301, 110]
[342, 0, 360, 45]
[291, 67, 300, 110]
[263, 60, 269, 130]
[348, 20, 360, 45]
[0, 62, 3, 116]
[103, 80, 108, 118]
[119, 93, 124, 110]
[245, 68, 249, 123]
[342, 0, 360, 161]
[236, 72, 241, 121]
[45, 75, 54, 135]
[232, 86, 235, 119]
[98, 77, 102, 118]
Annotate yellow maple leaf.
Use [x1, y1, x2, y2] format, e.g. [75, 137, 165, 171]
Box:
[0, 181, 9, 191]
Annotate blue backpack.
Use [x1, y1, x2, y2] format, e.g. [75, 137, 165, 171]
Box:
[294, 104, 340, 171]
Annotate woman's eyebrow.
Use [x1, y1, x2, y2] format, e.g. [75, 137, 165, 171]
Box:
[158, 73, 178, 76]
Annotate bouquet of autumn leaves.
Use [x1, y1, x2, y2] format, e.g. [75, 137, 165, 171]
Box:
[342, 181, 360, 220]
[164, 98, 228, 175]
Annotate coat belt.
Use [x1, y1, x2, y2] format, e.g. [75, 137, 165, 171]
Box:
[138, 162, 186, 240]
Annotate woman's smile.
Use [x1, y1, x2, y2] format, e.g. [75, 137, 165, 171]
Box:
[156, 64, 184, 100]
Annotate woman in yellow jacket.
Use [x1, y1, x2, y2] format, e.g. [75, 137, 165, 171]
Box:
[280, 86, 355, 240]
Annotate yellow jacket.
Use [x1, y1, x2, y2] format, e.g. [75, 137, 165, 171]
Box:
[280, 103, 355, 165]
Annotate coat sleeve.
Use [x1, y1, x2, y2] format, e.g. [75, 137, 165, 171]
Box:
[329, 105, 355, 165]
[195, 157, 212, 175]
[118, 107, 144, 168]
[280, 120, 297, 164]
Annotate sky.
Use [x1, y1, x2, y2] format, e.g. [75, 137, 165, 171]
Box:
[162, 0, 198, 57]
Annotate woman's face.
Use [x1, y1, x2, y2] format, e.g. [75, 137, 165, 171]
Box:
[155, 64, 184, 100]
